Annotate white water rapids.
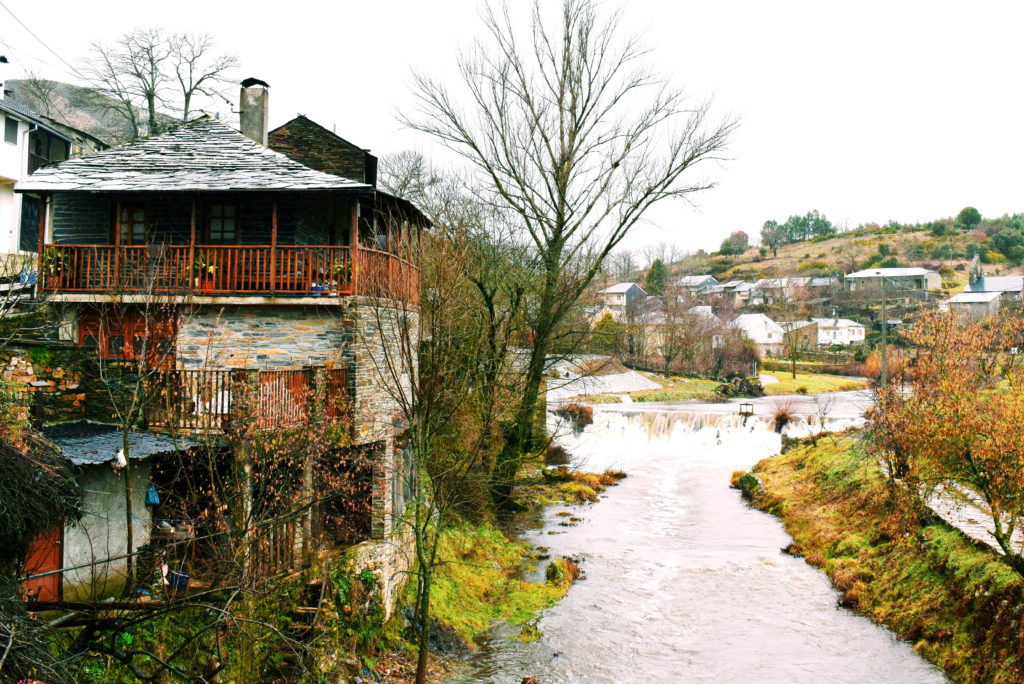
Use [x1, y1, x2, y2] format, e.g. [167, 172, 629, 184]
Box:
[455, 408, 947, 683]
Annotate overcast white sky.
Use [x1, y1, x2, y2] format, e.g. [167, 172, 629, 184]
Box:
[2, 0, 1022, 255]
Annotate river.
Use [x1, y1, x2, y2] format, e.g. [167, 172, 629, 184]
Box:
[454, 407, 947, 683]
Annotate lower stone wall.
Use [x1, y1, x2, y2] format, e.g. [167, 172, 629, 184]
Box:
[175, 305, 352, 369]
[345, 527, 414, 620]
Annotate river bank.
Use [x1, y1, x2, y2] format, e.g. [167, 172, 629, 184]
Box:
[739, 434, 1024, 683]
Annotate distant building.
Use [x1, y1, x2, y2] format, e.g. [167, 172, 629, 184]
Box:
[810, 317, 867, 346]
[674, 274, 719, 295]
[729, 313, 784, 356]
[943, 291, 1002, 319]
[708, 280, 755, 308]
[844, 267, 941, 292]
[780, 320, 819, 351]
[597, 282, 647, 318]
[750, 276, 839, 306]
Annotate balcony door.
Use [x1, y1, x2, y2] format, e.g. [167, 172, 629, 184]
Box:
[119, 207, 147, 245]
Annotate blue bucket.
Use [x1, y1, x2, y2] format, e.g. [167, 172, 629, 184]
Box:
[169, 571, 190, 591]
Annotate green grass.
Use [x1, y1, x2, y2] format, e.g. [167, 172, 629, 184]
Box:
[745, 437, 1024, 683]
[629, 374, 721, 402]
[427, 524, 570, 644]
[762, 371, 869, 395]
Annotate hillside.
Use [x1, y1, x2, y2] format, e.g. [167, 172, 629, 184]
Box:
[703, 228, 1013, 290]
[7, 79, 177, 145]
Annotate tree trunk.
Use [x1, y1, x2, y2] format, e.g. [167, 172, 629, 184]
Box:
[414, 567, 432, 684]
[123, 429, 135, 592]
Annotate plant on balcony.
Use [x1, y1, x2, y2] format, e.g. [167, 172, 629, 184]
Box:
[192, 255, 218, 292]
[41, 247, 69, 278]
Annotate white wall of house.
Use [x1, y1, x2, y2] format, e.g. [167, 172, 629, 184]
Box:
[63, 462, 154, 599]
[0, 115, 29, 255]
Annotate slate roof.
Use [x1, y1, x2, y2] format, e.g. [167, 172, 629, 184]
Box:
[967, 276, 1024, 294]
[0, 98, 75, 144]
[599, 282, 644, 294]
[17, 118, 373, 193]
[675, 275, 718, 288]
[43, 421, 190, 466]
[948, 291, 1002, 303]
[811, 317, 864, 328]
[845, 267, 935, 278]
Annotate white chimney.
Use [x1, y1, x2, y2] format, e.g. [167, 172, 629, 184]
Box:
[239, 77, 270, 145]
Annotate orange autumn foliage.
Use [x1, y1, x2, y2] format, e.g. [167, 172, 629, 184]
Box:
[868, 309, 1024, 572]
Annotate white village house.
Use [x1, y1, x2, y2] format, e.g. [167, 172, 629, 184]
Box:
[811, 317, 867, 346]
[728, 313, 784, 356]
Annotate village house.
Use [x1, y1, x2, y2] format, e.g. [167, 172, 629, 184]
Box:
[810, 317, 866, 346]
[597, 282, 647, 319]
[17, 79, 425, 606]
[749, 276, 838, 307]
[1, 62, 106, 257]
[673, 274, 719, 296]
[728, 312, 784, 357]
[945, 256, 1024, 317]
[844, 267, 941, 292]
[706, 280, 754, 308]
[779, 320, 818, 351]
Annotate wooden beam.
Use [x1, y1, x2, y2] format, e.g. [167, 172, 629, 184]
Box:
[36, 195, 47, 288]
[350, 199, 359, 294]
[188, 199, 196, 292]
[270, 201, 278, 293]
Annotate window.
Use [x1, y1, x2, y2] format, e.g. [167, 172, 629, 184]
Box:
[79, 312, 176, 369]
[4, 117, 17, 145]
[119, 207, 147, 244]
[206, 203, 238, 244]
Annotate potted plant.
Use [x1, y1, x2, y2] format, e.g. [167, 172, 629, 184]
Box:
[42, 246, 69, 280]
[193, 255, 217, 293]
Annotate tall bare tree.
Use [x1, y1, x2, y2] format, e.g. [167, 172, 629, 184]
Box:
[81, 28, 237, 140]
[404, 0, 737, 506]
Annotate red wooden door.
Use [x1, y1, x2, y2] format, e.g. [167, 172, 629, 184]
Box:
[23, 526, 62, 602]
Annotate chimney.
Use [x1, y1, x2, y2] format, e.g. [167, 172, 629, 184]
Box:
[239, 77, 270, 145]
[0, 56, 8, 100]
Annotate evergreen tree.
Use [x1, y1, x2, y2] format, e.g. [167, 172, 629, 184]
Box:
[645, 258, 668, 295]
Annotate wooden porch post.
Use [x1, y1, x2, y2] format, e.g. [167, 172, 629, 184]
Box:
[188, 199, 196, 292]
[113, 199, 122, 290]
[350, 199, 359, 295]
[36, 195, 47, 289]
[270, 201, 278, 293]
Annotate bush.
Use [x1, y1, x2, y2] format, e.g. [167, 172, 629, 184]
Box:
[716, 377, 765, 398]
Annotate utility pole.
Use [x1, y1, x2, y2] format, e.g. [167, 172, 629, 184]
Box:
[880, 276, 888, 386]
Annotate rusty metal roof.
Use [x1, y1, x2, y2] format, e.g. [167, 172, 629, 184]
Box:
[17, 117, 373, 193]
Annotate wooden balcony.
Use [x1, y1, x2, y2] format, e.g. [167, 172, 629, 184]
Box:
[144, 367, 351, 433]
[40, 244, 419, 304]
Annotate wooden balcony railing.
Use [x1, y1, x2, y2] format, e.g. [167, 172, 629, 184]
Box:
[40, 244, 419, 304]
[145, 367, 351, 432]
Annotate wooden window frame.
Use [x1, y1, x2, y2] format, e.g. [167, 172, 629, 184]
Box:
[79, 312, 176, 370]
[117, 206, 148, 245]
[203, 202, 240, 244]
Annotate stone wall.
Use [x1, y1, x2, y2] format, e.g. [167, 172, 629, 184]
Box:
[0, 342, 87, 423]
[175, 305, 352, 369]
[345, 528, 414, 620]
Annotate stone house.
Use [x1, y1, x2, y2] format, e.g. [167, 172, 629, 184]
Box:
[17, 80, 426, 605]
[779, 320, 818, 351]
[844, 267, 941, 292]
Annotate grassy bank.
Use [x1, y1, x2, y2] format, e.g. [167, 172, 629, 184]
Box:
[739, 436, 1024, 683]
[761, 371, 869, 395]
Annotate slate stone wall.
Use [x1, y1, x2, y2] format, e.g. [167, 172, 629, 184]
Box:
[269, 116, 374, 184]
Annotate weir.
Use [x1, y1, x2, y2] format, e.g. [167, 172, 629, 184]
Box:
[457, 406, 944, 683]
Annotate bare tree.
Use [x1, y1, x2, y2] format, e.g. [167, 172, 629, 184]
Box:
[404, 0, 736, 505]
[81, 28, 237, 139]
[170, 33, 238, 121]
